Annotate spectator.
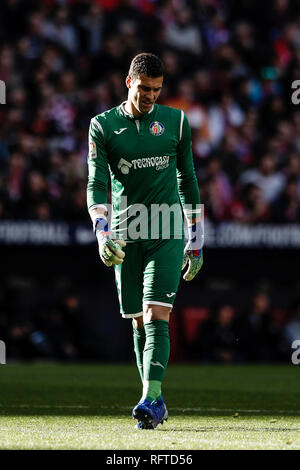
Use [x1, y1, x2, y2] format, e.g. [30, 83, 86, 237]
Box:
[165, 7, 203, 56]
[22, 170, 50, 219]
[204, 11, 230, 50]
[208, 93, 245, 147]
[245, 292, 281, 362]
[195, 304, 244, 363]
[239, 153, 286, 204]
[199, 156, 233, 222]
[231, 21, 258, 69]
[271, 176, 300, 223]
[163, 78, 211, 158]
[282, 298, 300, 347]
[6, 152, 27, 205]
[230, 183, 269, 224]
[284, 153, 300, 196]
[45, 292, 85, 360]
[79, 3, 106, 57]
[42, 7, 79, 54]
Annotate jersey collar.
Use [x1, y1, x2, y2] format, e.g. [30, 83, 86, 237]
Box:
[118, 101, 155, 120]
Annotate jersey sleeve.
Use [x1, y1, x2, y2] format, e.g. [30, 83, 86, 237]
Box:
[87, 117, 110, 210]
[176, 112, 201, 220]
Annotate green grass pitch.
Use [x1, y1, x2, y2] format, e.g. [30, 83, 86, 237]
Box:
[0, 363, 299, 450]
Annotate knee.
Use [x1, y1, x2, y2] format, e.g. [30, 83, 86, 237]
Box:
[143, 305, 170, 323]
[132, 316, 144, 329]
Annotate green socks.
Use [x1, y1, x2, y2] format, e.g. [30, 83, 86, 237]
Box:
[142, 320, 170, 402]
[133, 324, 146, 383]
[133, 319, 170, 402]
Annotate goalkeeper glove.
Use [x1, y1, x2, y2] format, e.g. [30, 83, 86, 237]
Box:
[94, 217, 126, 267]
[182, 221, 204, 281]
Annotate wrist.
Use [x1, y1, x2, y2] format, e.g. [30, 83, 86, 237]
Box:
[187, 221, 204, 251]
[93, 217, 108, 234]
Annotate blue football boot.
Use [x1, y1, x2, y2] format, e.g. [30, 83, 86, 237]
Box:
[132, 397, 168, 429]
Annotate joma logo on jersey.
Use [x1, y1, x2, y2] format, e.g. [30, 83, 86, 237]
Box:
[118, 156, 170, 174]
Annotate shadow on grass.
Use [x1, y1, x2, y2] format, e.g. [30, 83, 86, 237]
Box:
[0, 405, 299, 420]
[1, 364, 299, 418]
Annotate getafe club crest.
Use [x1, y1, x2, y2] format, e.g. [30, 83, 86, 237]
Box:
[149, 121, 165, 136]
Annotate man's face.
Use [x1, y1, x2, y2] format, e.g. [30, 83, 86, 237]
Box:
[126, 73, 163, 116]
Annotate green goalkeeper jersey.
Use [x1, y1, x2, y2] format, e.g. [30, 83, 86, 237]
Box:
[87, 102, 200, 241]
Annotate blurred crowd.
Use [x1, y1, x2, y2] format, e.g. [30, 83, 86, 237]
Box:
[0, 0, 300, 224]
[0, 284, 105, 360]
[182, 291, 300, 363]
[1, 281, 299, 362]
[0, 286, 85, 360]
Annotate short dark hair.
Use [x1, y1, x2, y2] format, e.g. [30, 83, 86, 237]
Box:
[128, 53, 163, 79]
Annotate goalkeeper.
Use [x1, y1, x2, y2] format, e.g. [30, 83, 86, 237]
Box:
[87, 53, 203, 429]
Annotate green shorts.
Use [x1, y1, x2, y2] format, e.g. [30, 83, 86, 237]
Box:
[114, 238, 185, 318]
